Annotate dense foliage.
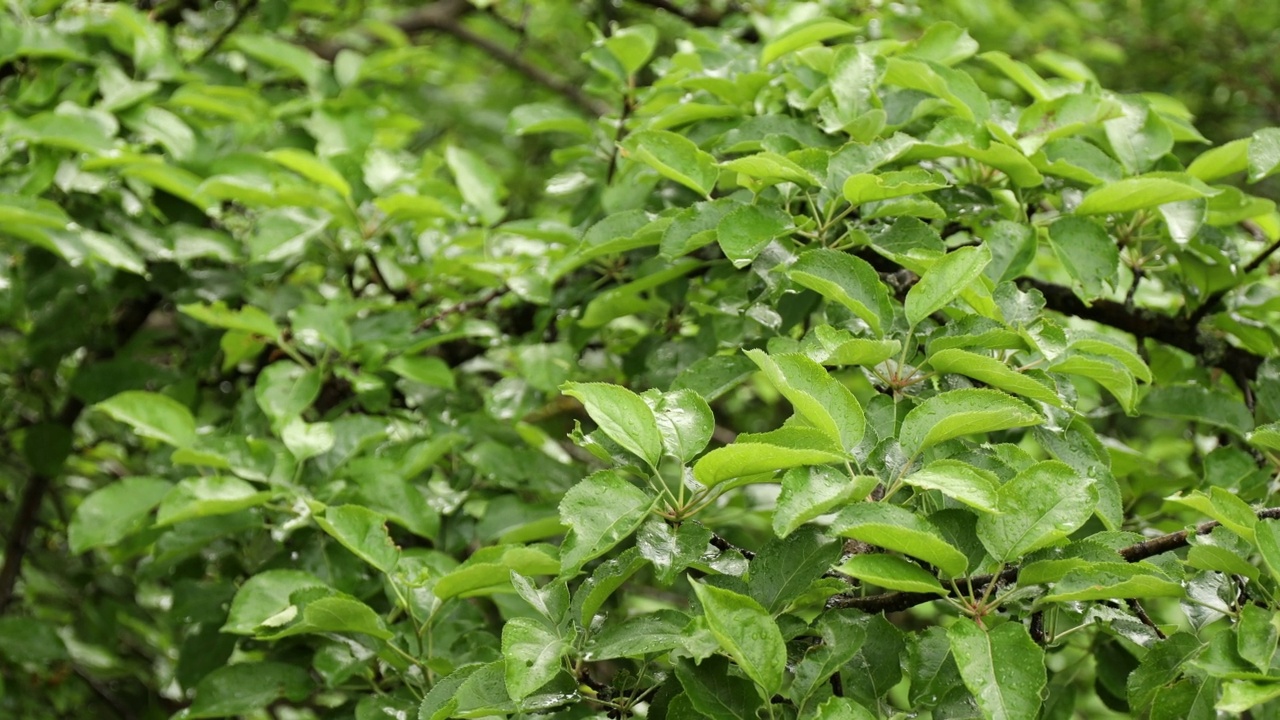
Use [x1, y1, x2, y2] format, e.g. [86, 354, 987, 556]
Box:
[4, 1, 1280, 718]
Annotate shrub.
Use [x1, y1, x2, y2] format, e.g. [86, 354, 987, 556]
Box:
[2, 2, 1280, 718]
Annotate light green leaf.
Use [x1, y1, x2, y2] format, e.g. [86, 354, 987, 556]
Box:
[722, 152, 818, 186]
[693, 427, 847, 488]
[156, 476, 272, 527]
[832, 503, 968, 577]
[180, 301, 281, 341]
[96, 391, 197, 448]
[745, 350, 865, 450]
[507, 103, 592, 137]
[1046, 216, 1120, 299]
[837, 554, 947, 595]
[903, 459, 1001, 513]
[773, 466, 878, 539]
[1076, 175, 1217, 215]
[651, 389, 715, 463]
[1248, 422, 1280, 453]
[446, 146, 506, 226]
[905, 245, 991, 326]
[260, 593, 392, 640]
[604, 24, 658, 75]
[254, 361, 321, 429]
[1188, 138, 1250, 181]
[1167, 488, 1258, 541]
[1127, 634, 1206, 711]
[621, 130, 718, 198]
[884, 57, 990, 122]
[280, 418, 334, 461]
[928, 349, 1065, 408]
[559, 471, 653, 574]
[68, 477, 171, 553]
[844, 168, 948, 205]
[562, 382, 664, 466]
[265, 148, 351, 199]
[690, 580, 787, 696]
[977, 461, 1095, 562]
[899, 388, 1042, 457]
[1042, 564, 1184, 601]
[979, 51, 1056, 101]
[948, 618, 1045, 720]
[316, 505, 400, 573]
[761, 18, 858, 65]
[1248, 128, 1280, 182]
[1050, 353, 1138, 414]
[386, 355, 455, 389]
[790, 248, 893, 336]
[223, 570, 329, 635]
[435, 545, 560, 600]
[502, 617, 566, 701]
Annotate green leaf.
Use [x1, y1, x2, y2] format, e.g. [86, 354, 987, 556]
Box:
[1104, 98, 1173, 174]
[832, 503, 969, 577]
[948, 618, 1046, 720]
[977, 461, 1095, 562]
[187, 662, 313, 719]
[651, 389, 715, 463]
[575, 548, 646, 626]
[899, 388, 1043, 457]
[905, 245, 991, 326]
[1188, 138, 1250, 182]
[562, 382, 664, 466]
[761, 18, 858, 65]
[265, 148, 351, 199]
[693, 431, 847, 488]
[813, 696, 878, 720]
[837, 554, 947, 595]
[68, 477, 171, 553]
[637, 518, 712, 586]
[502, 617, 566, 701]
[1076, 175, 1217, 215]
[673, 355, 757, 402]
[316, 505, 400, 573]
[260, 593, 392, 640]
[180, 301, 281, 341]
[156, 476, 272, 527]
[559, 471, 652, 574]
[386, 355, 455, 389]
[1050, 353, 1139, 414]
[96, 391, 197, 447]
[790, 611, 868, 711]
[790, 248, 893, 336]
[281, 419, 335, 461]
[1042, 564, 1184, 601]
[446, 146, 506, 226]
[621, 130, 718, 198]
[748, 527, 842, 613]
[745, 350, 865, 451]
[1248, 128, 1280, 182]
[928, 349, 1066, 408]
[774, 466, 878, 539]
[1248, 422, 1280, 453]
[587, 610, 687, 660]
[884, 58, 991, 122]
[507, 103, 592, 137]
[844, 168, 949, 205]
[903, 459, 1001, 513]
[254, 361, 322, 429]
[1218, 680, 1280, 714]
[223, 570, 330, 635]
[1167, 488, 1258, 541]
[435, 545, 560, 599]
[1140, 385, 1254, 437]
[690, 580, 787, 696]
[674, 656, 763, 720]
[604, 24, 658, 76]
[1046, 216, 1120, 299]
[1128, 633, 1206, 711]
[717, 204, 792, 267]
[979, 51, 1056, 101]
[723, 152, 819, 186]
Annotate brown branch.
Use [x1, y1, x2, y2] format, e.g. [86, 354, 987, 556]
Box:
[417, 287, 509, 331]
[310, 0, 609, 116]
[1020, 278, 1264, 381]
[196, 0, 259, 62]
[0, 294, 160, 614]
[826, 506, 1280, 614]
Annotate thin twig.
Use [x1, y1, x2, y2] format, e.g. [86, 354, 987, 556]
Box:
[196, 0, 259, 62]
[417, 287, 509, 331]
[1125, 598, 1167, 639]
[1187, 223, 1280, 326]
[708, 531, 756, 560]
